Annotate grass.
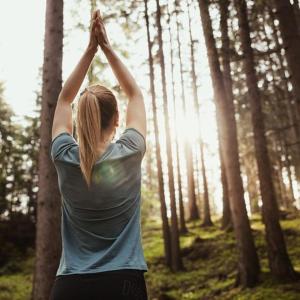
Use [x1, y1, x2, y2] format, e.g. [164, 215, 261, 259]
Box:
[0, 214, 300, 299]
[143, 214, 300, 300]
[0, 274, 32, 300]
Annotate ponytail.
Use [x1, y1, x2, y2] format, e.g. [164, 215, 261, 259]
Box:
[76, 85, 118, 187]
[77, 90, 102, 187]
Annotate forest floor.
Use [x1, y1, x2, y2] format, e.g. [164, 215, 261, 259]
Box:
[143, 213, 300, 300]
[0, 214, 300, 299]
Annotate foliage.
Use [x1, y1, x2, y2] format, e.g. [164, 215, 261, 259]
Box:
[0, 85, 40, 222]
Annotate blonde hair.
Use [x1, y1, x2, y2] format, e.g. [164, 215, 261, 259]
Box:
[76, 84, 117, 187]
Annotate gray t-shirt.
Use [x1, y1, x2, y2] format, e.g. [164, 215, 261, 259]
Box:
[50, 127, 148, 276]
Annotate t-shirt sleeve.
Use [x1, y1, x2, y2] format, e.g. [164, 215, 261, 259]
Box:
[116, 127, 146, 159]
[50, 132, 77, 162]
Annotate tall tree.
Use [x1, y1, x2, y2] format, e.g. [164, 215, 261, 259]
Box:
[156, 0, 183, 271]
[187, 2, 212, 226]
[144, 0, 172, 267]
[219, 0, 234, 229]
[234, 0, 297, 280]
[273, 0, 300, 116]
[174, 1, 199, 221]
[32, 0, 64, 299]
[268, 4, 300, 183]
[198, 0, 260, 287]
[167, 3, 188, 234]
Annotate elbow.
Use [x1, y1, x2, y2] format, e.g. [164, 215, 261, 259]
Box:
[129, 90, 144, 102]
[58, 91, 73, 103]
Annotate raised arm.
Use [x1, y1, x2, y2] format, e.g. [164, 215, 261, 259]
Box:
[94, 11, 147, 140]
[51, 12, 99, 140]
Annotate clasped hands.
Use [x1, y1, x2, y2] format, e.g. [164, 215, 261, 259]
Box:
[88, 9, 110, 53]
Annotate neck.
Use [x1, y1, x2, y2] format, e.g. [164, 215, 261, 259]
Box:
[98, 128, 115, 148]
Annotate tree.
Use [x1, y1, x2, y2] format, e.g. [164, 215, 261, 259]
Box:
[273, 0, 300, 116]
[174, 1, 199, 221]
[218, 0, 234, 229]
[156, 0, 183, 271]
[144, 0, 172, 268]
[187, 1, 212, 226]
[198, 0, 260, 287]
[0, 83, 18, 217]
[167, 3, 188, 234]
[234, 0, 297, 280]
[32, 0, 64, 298]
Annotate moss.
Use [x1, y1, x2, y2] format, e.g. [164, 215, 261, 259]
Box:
[143, 214, 300, 300]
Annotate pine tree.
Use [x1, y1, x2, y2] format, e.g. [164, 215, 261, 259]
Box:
[32, 0, 64, 298]
[198, 0, 260, 287]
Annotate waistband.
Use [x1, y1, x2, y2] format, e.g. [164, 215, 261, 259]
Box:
[55, 269, 146, 281]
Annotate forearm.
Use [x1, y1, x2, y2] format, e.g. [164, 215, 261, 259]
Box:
[59, 46, 97, 103]
[102, 45, 142, 100]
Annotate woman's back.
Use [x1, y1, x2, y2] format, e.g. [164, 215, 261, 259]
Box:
[50, 128, 148, 276]
[49, 9, 148, 299]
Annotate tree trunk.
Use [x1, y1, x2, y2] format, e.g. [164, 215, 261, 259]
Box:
[155, 0, 184, 272]
[167, 5, 188, 234]
[268, 5, 300, 186]
[281, 134, 297, 210]
[187, 3, 213, 226]
[146, 142, 154, 191]
[261, 13, 297, 211]
[219, 0, 235, 229]
[220, 150, 232, 229]
[144, 0, 172, 268]
[293, 0, 300, 33]
[32, 0, 64, 299]
[234, 0, 297, 280]
[198, 0, 260, 287]
[174, 4, 199, 221]
[200, 141, 213, 226]
[273, 0, 300, 116]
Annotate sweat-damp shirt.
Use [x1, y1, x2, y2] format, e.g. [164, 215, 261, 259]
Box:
[50, 128, 148, 276]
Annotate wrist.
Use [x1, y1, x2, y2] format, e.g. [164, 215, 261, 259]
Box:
[86, 44, 98, 55]
[101, 43, 113, 55]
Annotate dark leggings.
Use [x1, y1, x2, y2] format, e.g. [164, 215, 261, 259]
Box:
[49, 269, 148, 300]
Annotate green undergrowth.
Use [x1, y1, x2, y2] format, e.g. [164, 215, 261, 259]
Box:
[0, 214, 300, 299]
[143, 214, 300, 300]
[0, 274, 32, 300]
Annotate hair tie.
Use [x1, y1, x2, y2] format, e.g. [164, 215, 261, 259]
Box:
[80, 87, 97, 97]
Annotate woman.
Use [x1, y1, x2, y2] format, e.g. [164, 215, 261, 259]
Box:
[49, 9, 148, 300]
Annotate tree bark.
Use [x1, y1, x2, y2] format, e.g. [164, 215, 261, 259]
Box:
[220, 150, 232, 229]
[261, 12, 297, 211]
[32, 0, 63, 299]
[219, 0, 234, 229]
[234, 0, 297, 280]
[187, 3, 213, 226]
[167, 5, 188, 234]
[268, 4, 300, 184]
[174, 4, 199, 221]
[156, 0, 184, 271]
[293, 0, 300, 33]
[198, 0, 260, 287]
[200, 141, 213, 226]
[144, 0, 172, 267]
[273, 0, 300, 116]
[155, 0, 184, 272]
[146, 144, 153, 191]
